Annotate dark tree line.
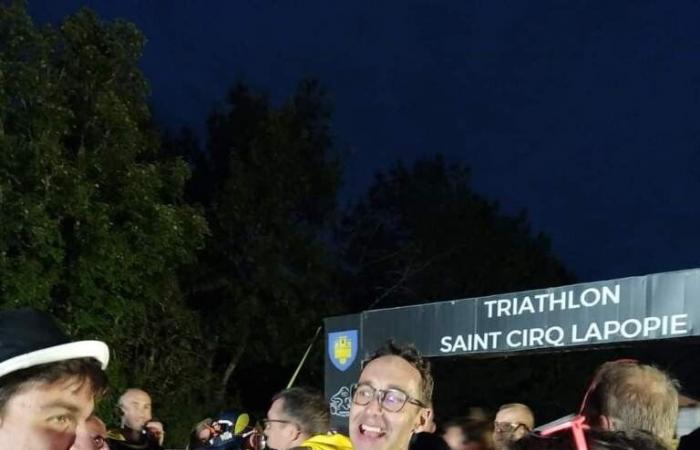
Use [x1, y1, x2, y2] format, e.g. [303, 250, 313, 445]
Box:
[2, 2, 574, 444]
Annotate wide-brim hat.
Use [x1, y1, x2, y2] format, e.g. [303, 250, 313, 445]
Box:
[0, 309, 109, 379]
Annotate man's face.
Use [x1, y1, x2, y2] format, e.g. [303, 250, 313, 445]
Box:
[442, 426, 466, 450]
[349, 355, 429, 450]
[0, 377, 96, 450]
[70, 416, 108, 450]
[493, 408, 530, 449]
[264, 398, 298, 450]
[119, 390, 152, 430]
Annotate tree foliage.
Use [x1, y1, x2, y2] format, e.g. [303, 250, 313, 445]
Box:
[339, 156, 574, 310]
[2, 1, 586, 444]
[337, 156, 579, 425]
[0, 2, 208, 443]
[171, 80, 344, 414]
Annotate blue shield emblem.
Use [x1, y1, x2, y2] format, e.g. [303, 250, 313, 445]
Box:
[328, 330, 358, 371]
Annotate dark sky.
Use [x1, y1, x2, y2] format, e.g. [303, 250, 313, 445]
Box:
[29, 1, 700, 283]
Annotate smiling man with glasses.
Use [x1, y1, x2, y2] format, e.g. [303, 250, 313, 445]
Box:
[349, 341, 433, 450]
[493, 403, 534, 450]
[264, 387, 351, 450]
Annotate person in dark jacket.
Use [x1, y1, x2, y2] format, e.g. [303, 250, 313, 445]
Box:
[108, 388, 165, 450]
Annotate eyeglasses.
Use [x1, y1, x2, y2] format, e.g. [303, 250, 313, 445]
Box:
[261, 419, 296, 430]
[494, 421, 530, 434]
[350, 383, 427, 412]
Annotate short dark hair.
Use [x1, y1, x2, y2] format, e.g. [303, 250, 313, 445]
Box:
[272, 387, 330, 437]
[362, 340, 433, 405]
[581, 360, 678, 443]
[0, 357, 108, 416]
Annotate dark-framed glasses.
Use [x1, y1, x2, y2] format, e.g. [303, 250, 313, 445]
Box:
[261, 419, 296, 430]
[494, 421, 530, 434]
[350, 383, 427, 412]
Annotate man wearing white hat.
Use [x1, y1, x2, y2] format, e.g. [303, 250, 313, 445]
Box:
[0, 309, 110, 450]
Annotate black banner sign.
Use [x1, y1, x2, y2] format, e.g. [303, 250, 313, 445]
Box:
[324, 268, 700, 425]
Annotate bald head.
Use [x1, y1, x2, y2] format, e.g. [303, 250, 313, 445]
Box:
[119, 388, 151, 406]
[118, 388, 153, 430]
[497, 404, 534, 430]
[493, 403, 534, 450]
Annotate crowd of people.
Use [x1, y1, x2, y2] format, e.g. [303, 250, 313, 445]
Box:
[0, 308, 697, 450]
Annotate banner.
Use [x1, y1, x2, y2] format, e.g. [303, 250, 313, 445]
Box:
[324, 268, 700, 424]
[324, 314, 361, 431]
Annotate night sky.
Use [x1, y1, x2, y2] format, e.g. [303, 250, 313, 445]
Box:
[29, 1, 700, 284]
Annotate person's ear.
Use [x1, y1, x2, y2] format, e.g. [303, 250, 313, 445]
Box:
[285, 423, 298, 440]
[286, 423, 302, 446]
[413, 408, 432, 433]
[514, 426, 528, 440]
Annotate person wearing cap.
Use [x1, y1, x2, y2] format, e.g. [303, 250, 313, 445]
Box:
[0, 308, 110, 450]
[264, 386, 352, 450]
[108, 388, 165, 450]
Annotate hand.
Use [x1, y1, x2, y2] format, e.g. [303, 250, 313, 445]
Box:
[196, 421, 215, 442]
[145, 420, 165, 446]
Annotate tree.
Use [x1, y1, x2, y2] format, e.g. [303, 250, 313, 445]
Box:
[0, 2, 209, 443]
[176, 80, 344, 413]
[339, 156, 579, 423]
[339, 155, 574, 311]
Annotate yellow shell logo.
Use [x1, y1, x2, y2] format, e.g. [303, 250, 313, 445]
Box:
[328, 329, 357, 371]
[334, 335, 352, 365]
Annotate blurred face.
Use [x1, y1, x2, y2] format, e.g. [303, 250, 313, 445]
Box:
[119, 390, 152, 430]
[0, 377, 96, 450]
[349, 355, 429, 450]
[264, 398, 299, 450]
[493, 408, 530, 450]
[442, 426, 466, 450]
[70, 416, 108, 450]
